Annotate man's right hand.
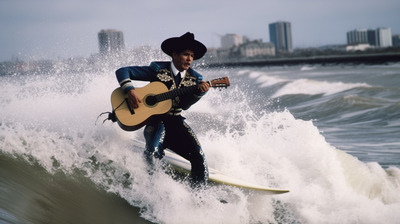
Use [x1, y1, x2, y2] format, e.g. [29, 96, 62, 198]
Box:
[127, 89, 141, 108]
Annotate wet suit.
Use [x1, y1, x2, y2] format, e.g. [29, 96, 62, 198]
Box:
[116, 61, 209, 184]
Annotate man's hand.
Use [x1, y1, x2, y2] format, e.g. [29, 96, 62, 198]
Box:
[127, 89, 141, 108]
[198, 81, 210, 93]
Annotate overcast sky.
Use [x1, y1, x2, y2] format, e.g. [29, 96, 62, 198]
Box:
[1, 0, 399, 61]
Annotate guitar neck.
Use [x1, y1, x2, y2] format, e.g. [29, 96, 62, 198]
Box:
[155, 84, 202, 102]
[145, 77, 229, 105]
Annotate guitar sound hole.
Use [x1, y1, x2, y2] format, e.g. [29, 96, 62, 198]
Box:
[145, 95, 157, 106]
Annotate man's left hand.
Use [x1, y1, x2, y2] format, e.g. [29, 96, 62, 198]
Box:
[198, 81, 210, 93]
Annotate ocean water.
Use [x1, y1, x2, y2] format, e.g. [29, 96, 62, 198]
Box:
[1, 61, 400, 224]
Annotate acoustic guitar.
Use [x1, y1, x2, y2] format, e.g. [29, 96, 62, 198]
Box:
[110, 77, 230, 131]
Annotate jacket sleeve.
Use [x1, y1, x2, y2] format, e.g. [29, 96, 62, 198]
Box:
[115, 65, 158, 93]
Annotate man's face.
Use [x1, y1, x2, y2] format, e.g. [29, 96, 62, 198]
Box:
[172, 50, 194, 71]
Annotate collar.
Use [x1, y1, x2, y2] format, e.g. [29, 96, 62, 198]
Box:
[170, 61, 187, 79]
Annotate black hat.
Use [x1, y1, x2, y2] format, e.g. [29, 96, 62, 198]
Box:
[161, 32, 207, 60]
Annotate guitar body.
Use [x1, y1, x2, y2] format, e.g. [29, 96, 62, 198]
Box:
[111, 82, 172, 131]
[110, 77, 229, 132]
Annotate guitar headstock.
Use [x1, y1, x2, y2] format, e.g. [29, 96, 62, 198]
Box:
[208, 77, 230, 88]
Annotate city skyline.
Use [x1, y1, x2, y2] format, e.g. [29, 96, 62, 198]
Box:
[1, 0, 399, 61]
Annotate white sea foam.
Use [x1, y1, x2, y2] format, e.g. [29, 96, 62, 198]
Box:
[245, 69, 370, 98]
[272, 79, 370, 98]
[300, 65, 317, 71]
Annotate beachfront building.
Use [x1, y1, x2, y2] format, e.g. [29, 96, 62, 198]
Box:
[393, 35, 400, 47]
[367, 29, 378, 46]
[238, 40, 275, 57]
[376, 28, 392, 48]
[347, 27, 392, 48]
[221, 34, 244, 49]
[98, 29, 125, 54]
[269, 21, 293, 54]
[217, 34, 275, 61]
[347, 29, 369, 45]
[346, 29, 372, 51]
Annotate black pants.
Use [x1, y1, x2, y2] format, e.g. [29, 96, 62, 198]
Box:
[145, 116, 209, 184]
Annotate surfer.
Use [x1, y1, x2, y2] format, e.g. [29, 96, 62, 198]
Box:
[115, 32, 210, 186]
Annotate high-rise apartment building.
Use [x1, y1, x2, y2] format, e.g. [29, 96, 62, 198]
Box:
[269, 21, 293, 54]
[367, 29, 378, 46]
[98, 29, 125, 54]
[376, 28, 392, 48]
[347, 29, 368, 45]
[393, 35, 400, 47]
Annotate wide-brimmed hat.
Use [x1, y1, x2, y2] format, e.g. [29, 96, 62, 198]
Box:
[161, 32, 207, 60]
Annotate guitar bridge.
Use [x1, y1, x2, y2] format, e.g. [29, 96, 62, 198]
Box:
[125, 98, 135, 115]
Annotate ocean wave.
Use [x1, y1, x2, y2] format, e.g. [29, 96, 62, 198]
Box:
[272, 79, 370, 98]
[1, 64, 400, 223]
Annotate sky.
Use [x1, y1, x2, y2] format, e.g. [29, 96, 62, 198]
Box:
[1, 0, 399, 62]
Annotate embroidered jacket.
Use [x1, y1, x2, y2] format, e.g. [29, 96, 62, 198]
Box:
[115, 61, 206, 113]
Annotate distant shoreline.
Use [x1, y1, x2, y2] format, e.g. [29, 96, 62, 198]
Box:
[205, 52, 400, 68]
[2, 52, 399, 77]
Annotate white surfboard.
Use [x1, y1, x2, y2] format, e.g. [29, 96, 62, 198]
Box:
[163, 150, 289, 194]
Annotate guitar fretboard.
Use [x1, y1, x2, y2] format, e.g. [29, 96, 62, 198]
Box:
[155, 85, 199, 102]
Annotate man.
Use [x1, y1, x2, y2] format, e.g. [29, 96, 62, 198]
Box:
[115, 32, 209, 185]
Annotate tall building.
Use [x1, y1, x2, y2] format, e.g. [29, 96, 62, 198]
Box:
[347, 29, 368, 45]
[98, 29, 125, 54]
[393, 34, 400, 47]
[269, 21, 293, 54]
[367, 29, 378, 46]
[221, 34, 243, 49]
[376, 28, 392, 48]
